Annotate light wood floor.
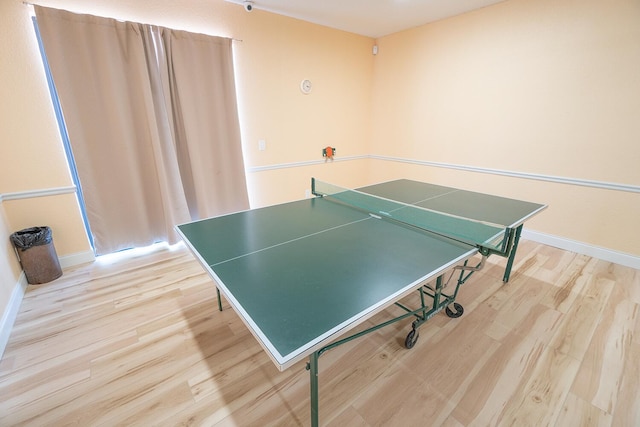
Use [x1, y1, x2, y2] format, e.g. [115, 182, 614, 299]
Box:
[1, 240, 639, 426]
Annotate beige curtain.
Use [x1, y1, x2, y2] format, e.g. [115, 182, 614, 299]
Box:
[34, 7, 249, 255]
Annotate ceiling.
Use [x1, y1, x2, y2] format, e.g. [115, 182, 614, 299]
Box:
[225, 0, 507, 38]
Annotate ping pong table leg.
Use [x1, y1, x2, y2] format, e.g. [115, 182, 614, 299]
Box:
[503, 224, 523, 283]
[309, 351, 320, 427]
[216, 288, 223, 311]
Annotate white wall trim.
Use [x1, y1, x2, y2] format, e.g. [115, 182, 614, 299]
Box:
[523, 230, 640, 270]
[369, 155, 639, 194]
[0, 185, 77, 202]
[246, 155, 368, 173]
[245, 154, 638, 194]
[0, 272, 28, 360]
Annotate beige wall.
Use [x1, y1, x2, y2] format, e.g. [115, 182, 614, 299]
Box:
[370, 0, 640, 256]
[233, 6, 374, 205]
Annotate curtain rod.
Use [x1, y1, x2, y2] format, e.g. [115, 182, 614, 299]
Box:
[22, 2, 243, 42]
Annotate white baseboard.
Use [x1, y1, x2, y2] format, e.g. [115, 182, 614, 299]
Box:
[59, 250, 95, 268]
[523, 230, 640, 270]
[0, 272, 28, 360]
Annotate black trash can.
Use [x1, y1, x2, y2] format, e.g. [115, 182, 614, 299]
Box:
[10, 226, 63, 284]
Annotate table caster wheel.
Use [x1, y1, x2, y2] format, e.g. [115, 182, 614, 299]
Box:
[445, 302, 464, 318]
[405, 329, 419, 349]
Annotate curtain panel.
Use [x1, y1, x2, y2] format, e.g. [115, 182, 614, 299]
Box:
[34, 6, 249, 255]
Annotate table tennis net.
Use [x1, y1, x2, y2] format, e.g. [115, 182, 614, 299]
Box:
[312, 179, 508, 251]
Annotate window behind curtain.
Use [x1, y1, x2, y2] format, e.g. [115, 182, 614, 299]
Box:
[32, 15, 95, 250]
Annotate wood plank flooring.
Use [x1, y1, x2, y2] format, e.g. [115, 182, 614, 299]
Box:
[1, 241, 638, 426]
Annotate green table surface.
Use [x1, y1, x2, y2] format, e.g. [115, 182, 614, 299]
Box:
[177, 179, 545, 370]
[358, 179, 546, 228]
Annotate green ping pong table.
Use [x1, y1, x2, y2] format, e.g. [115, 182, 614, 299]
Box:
[177, 178, 546, 426]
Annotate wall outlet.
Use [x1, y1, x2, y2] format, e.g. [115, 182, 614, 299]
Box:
[258, 139, 266, 151]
